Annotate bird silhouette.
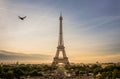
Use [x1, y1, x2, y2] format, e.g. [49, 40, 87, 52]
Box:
[18, 16, 26, 20]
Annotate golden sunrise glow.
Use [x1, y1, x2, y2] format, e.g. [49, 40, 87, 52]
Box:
[0, 0, 120, 63]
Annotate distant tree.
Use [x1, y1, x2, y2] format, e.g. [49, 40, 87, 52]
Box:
[112, 69, 118, 79]
[117, 71, 120, 78]
[0, 66, 2, 74]
[0, 72, 6, 78]
[91, 64, 99, 69]
[107, 71, 112, 79]
[6, 70, 14, 79]
[2, 66, 9, 73]
[93, 67, 102, 75]
[0, 66, 2, 78]
[13, 67, 24, 78]
[104, 65, 115, 72]
[101, 72, 107, 79]
[30, 70, 38, 76]
[75, 70, 79, 76]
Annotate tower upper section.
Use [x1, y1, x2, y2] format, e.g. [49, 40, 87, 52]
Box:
[59, 15, 63, 20]
[58, 14, 64, 47]
[59, 12, 63, 20]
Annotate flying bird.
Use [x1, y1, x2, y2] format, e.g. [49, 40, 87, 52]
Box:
[18, 16, 27, 20]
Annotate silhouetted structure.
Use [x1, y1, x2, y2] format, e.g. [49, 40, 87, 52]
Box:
[52, 14, 70, 66]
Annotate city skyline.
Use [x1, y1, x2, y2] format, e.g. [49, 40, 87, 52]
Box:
[0, 0, 120, 63]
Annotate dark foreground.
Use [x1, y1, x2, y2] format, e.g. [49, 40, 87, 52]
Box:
[0, 63, 120, 79]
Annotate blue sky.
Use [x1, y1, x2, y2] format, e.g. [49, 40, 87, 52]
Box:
[0, 0, 120, 63]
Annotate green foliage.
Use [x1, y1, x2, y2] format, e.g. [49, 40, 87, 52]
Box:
[91, 64, 99, 69]
[0, 64, 120, 79]
[101, 66, 120, 79]
[0, 66, 2, 74]
[13, 67, 24, 78]
[0, 64, 55, 78]
[93, 67, 102, 75]
[6, 70, 14, 79]
[112, 69, 119, 79]
[29, 70, 38, 76]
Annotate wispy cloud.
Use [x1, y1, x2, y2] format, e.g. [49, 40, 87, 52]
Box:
[0, 50, 52, 64]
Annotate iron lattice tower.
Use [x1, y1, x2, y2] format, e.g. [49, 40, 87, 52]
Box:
[52, 14, 70, 66]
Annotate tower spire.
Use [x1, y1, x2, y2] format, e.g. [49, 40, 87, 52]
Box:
[60, 12, 62, 17]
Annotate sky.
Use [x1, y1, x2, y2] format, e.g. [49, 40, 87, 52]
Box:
[0, 0, 120, 63]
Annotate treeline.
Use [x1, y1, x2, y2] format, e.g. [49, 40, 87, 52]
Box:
[0, 64, 54, 79]
[0, 64, 120, 79]
[65, 64, 120, 79]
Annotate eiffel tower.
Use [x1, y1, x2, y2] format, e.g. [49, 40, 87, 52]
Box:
[52, 14, 70, 66]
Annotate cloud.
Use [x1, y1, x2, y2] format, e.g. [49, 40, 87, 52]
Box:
[0, 50, 52, 64]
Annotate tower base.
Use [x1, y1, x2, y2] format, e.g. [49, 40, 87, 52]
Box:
[52, 57, 70, 67]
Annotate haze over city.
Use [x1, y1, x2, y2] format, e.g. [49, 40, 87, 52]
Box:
[0, 0, 120, 63]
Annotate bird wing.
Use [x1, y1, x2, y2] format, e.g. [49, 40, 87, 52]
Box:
[18, 16, 21, 18]
[23, 16, 26, 19]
